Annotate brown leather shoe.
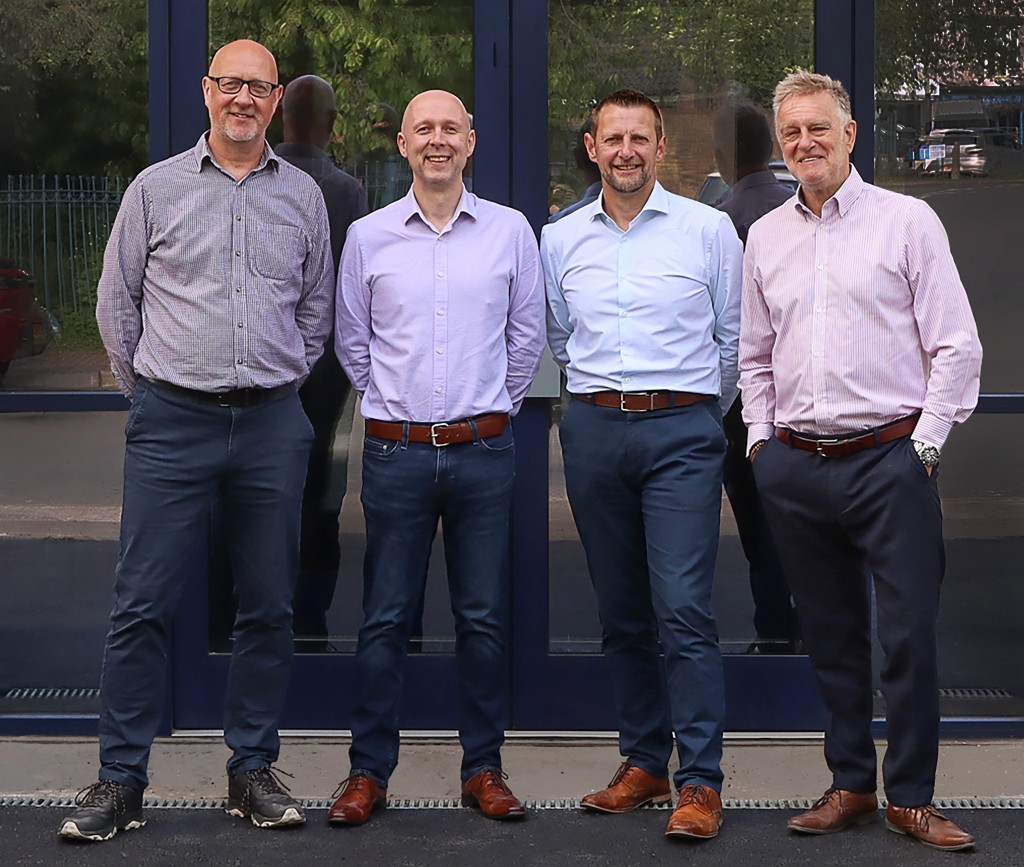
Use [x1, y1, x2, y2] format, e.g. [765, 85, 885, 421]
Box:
[885, 803, 975, 851]
[580, 762, 671, 813]
[664, 784, 722, 839]
[787, 787, 878, 834]
[327, 775, 386, 826]
[461, 770, 526, 820]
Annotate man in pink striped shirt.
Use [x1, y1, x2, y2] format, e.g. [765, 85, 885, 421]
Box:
[739, 70, 981, 851]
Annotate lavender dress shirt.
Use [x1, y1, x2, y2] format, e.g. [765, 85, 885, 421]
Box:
[739, 166, 982, 451]
[96, 135, 334, 398]
[335, 186, 546, 422]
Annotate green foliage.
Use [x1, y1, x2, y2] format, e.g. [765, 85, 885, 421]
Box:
[876, 0, 1024, 96]
[210, 0, 473, 160]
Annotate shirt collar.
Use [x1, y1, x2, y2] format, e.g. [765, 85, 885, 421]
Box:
[401, 184, 476, 231]
[191, 133, 279, 174]
[591, 180, 670, 224]
[794, 163, 864, 219]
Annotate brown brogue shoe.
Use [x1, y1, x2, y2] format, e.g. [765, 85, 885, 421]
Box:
[885, 804, 975, 851]
[580, 762, 672, 814]
[787, 787, 878, 835]
[664, 784, 722, 839]
[461, 770, 526, 820]
[327, 775, 386, 826]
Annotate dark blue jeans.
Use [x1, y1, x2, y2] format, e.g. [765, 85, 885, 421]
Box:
[348, 423, 515, 785]
[560, 398, 726, 792]
[98, 379, 313, 790]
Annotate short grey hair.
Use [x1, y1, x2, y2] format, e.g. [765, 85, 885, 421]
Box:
[773, 69, 852, 130]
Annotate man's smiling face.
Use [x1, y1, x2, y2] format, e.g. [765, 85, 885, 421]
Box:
[776, 91, 856, 206]
[397, 90, 475, 192]
[203, 40, 280, 148]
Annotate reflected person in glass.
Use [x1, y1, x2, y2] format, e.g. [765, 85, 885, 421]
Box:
[58, 39, 333, 842]
[711, 103, 799, 653]
[276, 74, 369, 647]
[741, 70, 982, 851]
[329, 89, 546, 826]
[542, 88, 742, 841]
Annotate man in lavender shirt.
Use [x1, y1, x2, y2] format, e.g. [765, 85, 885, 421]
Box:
[329, 90, 545, 825]
[60, 40, 332, 842]
[741, 70, 982, 851]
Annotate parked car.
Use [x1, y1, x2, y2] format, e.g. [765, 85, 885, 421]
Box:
[912, 128, 1009, 177]
[0, 259, 53, 383]
[696, 161, 798, 207]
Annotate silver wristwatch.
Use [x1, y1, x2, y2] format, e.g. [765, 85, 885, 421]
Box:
[912, 439, 941, 468]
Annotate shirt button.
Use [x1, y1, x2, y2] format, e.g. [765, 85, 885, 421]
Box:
[620, 311, 628, 318]
[437, 271, 445, 278]
[436, 309, 445, 316]
[235, 250, 241, 257]
[235, 215, 241, 221]
[237, 359, 244, 364]
[238, 323, 244, 328]
[236, 287, 242, 293]
[436, 347, 444, 355]
[815, 307, 823, 312]
[435, 387, 443, 394]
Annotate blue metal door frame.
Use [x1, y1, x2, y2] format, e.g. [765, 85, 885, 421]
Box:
[2, 0, 1022, 737]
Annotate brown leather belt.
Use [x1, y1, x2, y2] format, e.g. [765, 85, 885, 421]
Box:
[775, 412, 921, 459]
[365, 412, 509, 447]
[572, 391, 712, 412]
[148, 378, 295, 408]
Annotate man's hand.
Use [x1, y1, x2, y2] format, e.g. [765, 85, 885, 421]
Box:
[748, 439, 768, 462]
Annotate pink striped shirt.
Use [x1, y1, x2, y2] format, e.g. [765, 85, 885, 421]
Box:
[739, 166, 981, 451]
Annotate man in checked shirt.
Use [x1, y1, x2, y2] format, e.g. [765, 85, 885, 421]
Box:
[740, 70, 982, 851]
[58, 40, 333, 842]
[328, 89, 545, 826]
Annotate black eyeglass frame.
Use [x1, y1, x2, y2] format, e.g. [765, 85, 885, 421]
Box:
[206, 75, 280, 99]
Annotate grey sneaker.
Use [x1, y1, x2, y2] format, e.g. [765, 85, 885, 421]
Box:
[57, 780, 146, 842]
[226, 767, 306, 828]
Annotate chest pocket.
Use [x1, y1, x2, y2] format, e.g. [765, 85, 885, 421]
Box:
[251, 223, 303, 281]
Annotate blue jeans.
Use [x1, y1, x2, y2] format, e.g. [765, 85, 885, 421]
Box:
[560, 398, 726, 792]
[348, 422, 515, 785]
[98, 379, 313, 790]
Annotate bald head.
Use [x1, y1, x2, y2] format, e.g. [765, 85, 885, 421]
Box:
[282, 75, 338, 150]
[401, 90, 471, 137]
[208, 39, 277, 83]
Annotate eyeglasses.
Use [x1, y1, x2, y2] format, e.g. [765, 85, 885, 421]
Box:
[207, 76, 279, 99]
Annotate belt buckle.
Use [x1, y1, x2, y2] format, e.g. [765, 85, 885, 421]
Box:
[430, 422, 451, 447]
[620, 392, 654, 412]
[815, 438, 840, 458]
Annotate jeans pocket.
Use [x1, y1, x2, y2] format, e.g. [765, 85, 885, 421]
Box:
[363, 434, 401, 459]
[124, 380, 151, 439]
[477, 426, 514, 452]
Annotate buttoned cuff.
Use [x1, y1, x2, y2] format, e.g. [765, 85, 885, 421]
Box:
[911, 412, 953, 451]
[747, 423, 775, 453]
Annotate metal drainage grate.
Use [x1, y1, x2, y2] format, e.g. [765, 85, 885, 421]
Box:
[3, 795, 1023, 810]
[3, 688, 101, 700]
[872, 688, 1013, 700]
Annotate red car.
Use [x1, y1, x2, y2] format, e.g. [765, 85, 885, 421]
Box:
[0, 258, 52, 384]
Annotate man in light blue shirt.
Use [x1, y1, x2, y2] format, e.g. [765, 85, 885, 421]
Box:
[541, 88, 742, 841]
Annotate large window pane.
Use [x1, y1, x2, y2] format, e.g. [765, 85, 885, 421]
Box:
[206, 0, 474, 655]
[546, 1, 814, 656]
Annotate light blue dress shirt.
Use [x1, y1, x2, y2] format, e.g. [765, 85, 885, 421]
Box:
[541, 181, 743, 411]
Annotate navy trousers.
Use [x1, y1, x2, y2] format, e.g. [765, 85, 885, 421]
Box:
[722, 397, 797, 642]
[753, 434, 944, 806]
[98, 379, 313, 790]
[348, 423, 515, 785]
[560, 398, 726, 792]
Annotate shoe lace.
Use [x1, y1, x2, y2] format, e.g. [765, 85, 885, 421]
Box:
[898, 804, 945, 832]
[246, 766, 294, 796]
[810, 786, 841, 811]
[607, 762, 630, 787]
[74, 779, 120, 807]
[331, 774, 376, 800]
[677, 784, 712, 808]
[477, 769, 513, 794]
